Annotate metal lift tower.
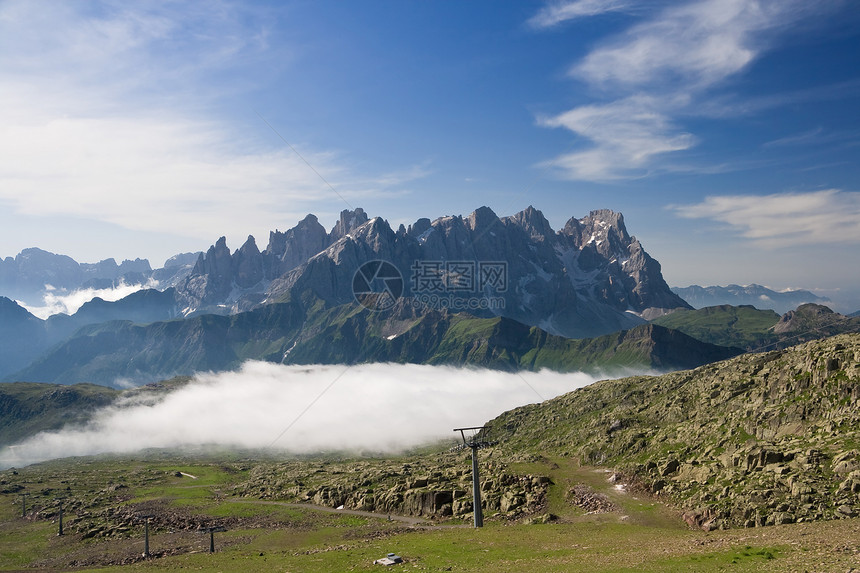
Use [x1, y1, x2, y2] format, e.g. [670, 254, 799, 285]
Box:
[453, 426, 496, 528]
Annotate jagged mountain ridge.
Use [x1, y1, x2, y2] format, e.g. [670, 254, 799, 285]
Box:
[0, 290, 183, 380]
[178, 206, 691, 338]
[0, 248, 201, 313]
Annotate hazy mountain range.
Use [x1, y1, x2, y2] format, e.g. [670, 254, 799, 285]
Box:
[671, 284, 830, 315]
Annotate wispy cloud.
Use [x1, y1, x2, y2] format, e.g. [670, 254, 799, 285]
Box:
[671, 189, 860, 247]
[571, 0, 782, 90]
[0, 1, 425, 251]
[533, 0, 838, 181]
[538, 95, 696, 180]
[762, 127, 825, 148]
[528, 0, 633, 29]
[0, 113, 351, 239]
[0, 362, 634, 468]
[760, 127, 857, 151]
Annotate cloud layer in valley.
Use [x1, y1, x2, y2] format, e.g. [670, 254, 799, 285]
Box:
[0, 362, 641, 469]
[19, 281, 154, 320]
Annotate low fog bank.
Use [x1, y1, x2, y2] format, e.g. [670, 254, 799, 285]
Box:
[0, 362, 653, 468]
[19, 280, 154, 319]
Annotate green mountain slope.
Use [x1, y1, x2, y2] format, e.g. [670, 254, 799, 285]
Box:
[271, 303, 742, 373]
[8, 296, 741, 386]
[11, 302, 306, 386]
[651, 305, 780, 350]
[651, 303, 860, 352]
[0, 382, 118, 446]
[485, 333, 860, 529]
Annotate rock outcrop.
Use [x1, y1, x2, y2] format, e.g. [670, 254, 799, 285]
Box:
[233, 457, 550, 521]
[486, 333, 860, 529]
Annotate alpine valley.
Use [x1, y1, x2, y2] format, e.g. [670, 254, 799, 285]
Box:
[1, 206, 860, 569]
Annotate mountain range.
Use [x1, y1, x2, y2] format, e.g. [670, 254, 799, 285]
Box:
[671, 284, 829, 314]
[0, 206, 701, 384]
[0, 206, 856, 387]
[173, 206, 691, 330]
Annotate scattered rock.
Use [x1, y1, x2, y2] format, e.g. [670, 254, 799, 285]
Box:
[567, 484, 617, 513]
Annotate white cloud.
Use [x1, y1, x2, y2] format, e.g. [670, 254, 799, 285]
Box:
[0, 362, 644, 468]
[671, 189, 860, 247]
[538, 95, 696, 180]
[762, 128, 825, 148]
[533, 0, 831, 181]
[0, 112, 350, 239]
[0, 1, 425, 253]
[528, 0, 633, 29]
[573, 0, 777, 90]
[18, 280, 157, 319]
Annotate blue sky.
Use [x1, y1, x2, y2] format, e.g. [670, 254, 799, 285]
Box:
[1, 0, 859, 309]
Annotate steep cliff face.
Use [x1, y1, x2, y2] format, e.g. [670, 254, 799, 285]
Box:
[179, 237, 234, 310]
[263, 214, 328, 278]
[232, 236, 264, 289]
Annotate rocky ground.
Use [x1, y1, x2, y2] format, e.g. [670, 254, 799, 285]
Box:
[487, 333, 860, 530]
[1, 453, 859, 571]
[231, 452, 551, 521]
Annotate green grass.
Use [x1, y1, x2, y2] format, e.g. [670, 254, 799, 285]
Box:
[127, 463, 247, 505]
[651, 305, 780, 350]
[3, 450, 860, 572]
[74, 521, 803, 573]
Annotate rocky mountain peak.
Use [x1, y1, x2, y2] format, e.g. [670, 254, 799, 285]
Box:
[772, 303, 842, 334]
[506, 205, 554, 241]
[345, 217, 395, 247]
[572, 209, 631, 255]
[407, 218, 432, 239]
[329, 208, 369, 243]
[238, 235, 259, 253]
[233, 236, 264, 289]
[466, 206, 500, 232]
[264, 214, 329, 277]
[163, 252, 201, 269]
[192, 237, 230, 275]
